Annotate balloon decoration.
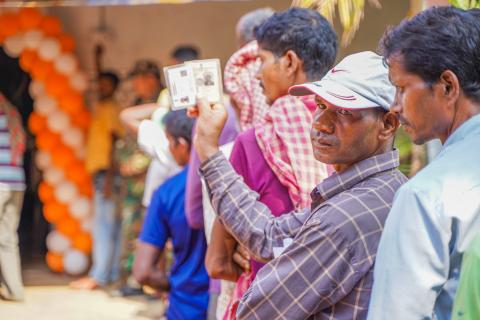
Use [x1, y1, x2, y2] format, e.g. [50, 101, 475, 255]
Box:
[1, 8, 92, 275]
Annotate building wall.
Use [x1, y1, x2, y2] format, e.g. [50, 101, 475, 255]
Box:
[47, 0, 409, 87]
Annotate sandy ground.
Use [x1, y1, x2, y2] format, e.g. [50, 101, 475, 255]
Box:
[0, 261, 166, 320]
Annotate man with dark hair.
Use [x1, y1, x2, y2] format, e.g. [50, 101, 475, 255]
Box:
[171, 45, 199, 64]
[255, 7, 337, 85]
[367, 7, 480, 320]
[191, 51, 406, 319]
[133, 110, 210, 320]
[71, 68, 124, 290]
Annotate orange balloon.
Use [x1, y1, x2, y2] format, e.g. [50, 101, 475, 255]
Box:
[51, 146, 76, 170]
[0, 13, 20, 38]
[36, 131, 62, 152]
[19, 49, 38, 72]
[59, 91, 83, 115]
[45, 72, 70, 99]
[66, 161, 88, 185]
[40, 16, 62, 37]
[28, 112, 47, 134]
[43, 201, 69, 224]
[19, 8, 43, 30]
[78, 179, 93, 197]
[38, 182, 55, 203]
[31, 59, 54, 82]
[72, 109, 91, 130]
[57, 33, 76, 53]
[57, 217, 79, 238]
[46, 251, 63, 273]
[72, 232, 92, 253]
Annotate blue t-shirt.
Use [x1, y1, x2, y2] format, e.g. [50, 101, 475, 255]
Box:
[139, 166, 209, 320]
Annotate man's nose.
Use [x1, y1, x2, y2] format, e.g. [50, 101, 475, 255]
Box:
[313, 110, 335, 135]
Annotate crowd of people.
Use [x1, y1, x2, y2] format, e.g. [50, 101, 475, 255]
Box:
[0, 4, 479, 320]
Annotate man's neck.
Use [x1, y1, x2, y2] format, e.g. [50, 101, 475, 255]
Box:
[333, 146, 393, 173]
[442, 97, 480, 143]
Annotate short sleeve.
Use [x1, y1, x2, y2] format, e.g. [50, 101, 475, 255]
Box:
[103, 103, 124, 137]
[138, 120, 170, 163]
[139, 187, 169, 249]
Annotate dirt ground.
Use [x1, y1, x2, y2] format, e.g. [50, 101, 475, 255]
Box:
[0, 261, 166, 320]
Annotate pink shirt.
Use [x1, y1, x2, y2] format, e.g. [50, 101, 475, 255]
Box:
[229, 128, 294, 274]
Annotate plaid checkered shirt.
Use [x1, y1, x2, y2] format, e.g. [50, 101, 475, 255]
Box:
[200, 150, 407, 320]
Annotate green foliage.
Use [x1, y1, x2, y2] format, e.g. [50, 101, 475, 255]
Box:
[449, 0, 480, 9]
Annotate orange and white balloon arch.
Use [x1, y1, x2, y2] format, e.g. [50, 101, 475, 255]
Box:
[0, 8, 92, 275]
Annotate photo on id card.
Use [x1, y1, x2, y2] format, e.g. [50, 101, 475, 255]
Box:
[185, 59, 223, 105]
[164, 64, 197, 110]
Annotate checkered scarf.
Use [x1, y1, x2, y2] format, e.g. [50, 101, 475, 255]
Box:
[255, 95, 328, 209]
[0, 93, 26, 166]
[224, 41, 269, 131]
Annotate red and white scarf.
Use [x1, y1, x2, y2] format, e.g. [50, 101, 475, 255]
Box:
[255, 95, 328, 209]
[224, 41, 269, 131]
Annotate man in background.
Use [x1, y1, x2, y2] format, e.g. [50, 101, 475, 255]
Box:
[133, 110, 209, 320]
[71, 71, 124, 290]
[0, 92, 26, 301]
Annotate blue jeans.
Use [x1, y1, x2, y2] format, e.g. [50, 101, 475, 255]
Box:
[89, 172, 122, 285]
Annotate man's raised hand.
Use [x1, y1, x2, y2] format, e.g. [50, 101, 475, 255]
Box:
[187, 98, 228, 162]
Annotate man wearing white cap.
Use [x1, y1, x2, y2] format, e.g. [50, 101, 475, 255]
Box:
[189, 51, 407, 319]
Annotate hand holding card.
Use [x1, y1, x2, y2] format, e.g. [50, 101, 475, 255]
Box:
[164, 59, 223, 110]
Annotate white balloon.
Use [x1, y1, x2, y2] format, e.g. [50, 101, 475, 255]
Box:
[47, 110, 70, 133]
[24, 30, 44, 50]
[80, 217, 93, 232]
[62, 127, 83, 148]
[43, 167, 64, 186]
[46, 230, 71, 254]
[38, 37, 61, 61]
[29, 81, 45, 98]
[63, 249, 89, 276]
[55, 181, 77, 204]
[70, 72, 88, 92]
[4, 34, 25, 58]
[35, 151, 51, 170]
[54, 53, 77, 76]
[69, 197, 91, 220]
[35, 94, 58, 115]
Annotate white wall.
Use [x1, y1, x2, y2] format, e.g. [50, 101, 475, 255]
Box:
[44, 0, 409, 105]
[48, 0, 290, 79]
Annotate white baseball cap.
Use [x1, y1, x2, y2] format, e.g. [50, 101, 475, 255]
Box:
[289, 51, 395, 111]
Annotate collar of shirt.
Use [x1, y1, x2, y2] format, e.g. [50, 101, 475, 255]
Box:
[442, 113, 480, 150]
[310, 150, 400, 206]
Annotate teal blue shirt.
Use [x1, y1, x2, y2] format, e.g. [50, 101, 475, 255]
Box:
[368, 114, 480, 320]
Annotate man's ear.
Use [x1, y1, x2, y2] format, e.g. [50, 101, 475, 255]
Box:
[282, 50, 301, 78]
[379, 111, 399, 142]
[438, 70, 460, 108]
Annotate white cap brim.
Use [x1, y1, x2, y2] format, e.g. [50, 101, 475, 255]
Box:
[289, 80, 381, 110]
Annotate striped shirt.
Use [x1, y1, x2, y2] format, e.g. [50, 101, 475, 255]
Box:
[0, 111, 25, 191]
[200, 150, 407, 319]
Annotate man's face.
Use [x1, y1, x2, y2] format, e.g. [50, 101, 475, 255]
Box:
[388, 56, 452, 144]
[310, 96, 387, 172]
[166, 132, 189, 166]
[132, 74, 160, 100]
[256, 47, 291, 104]
[98, 77, 115, 99]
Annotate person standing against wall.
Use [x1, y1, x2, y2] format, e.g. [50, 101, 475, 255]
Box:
[0, 91, 26, 301]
